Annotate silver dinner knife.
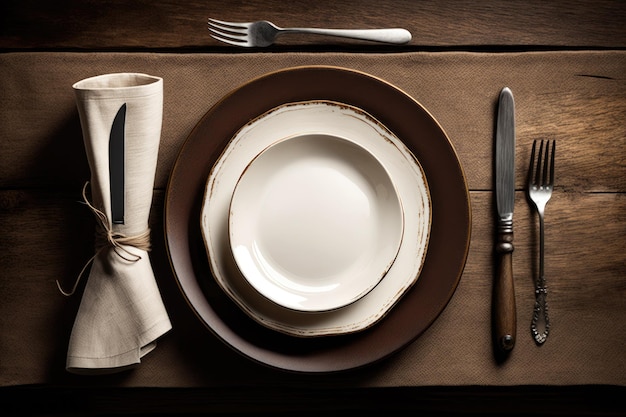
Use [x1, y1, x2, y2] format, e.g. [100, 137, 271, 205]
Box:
[109, 103, 126, 224]
[494, 87, 516, 353]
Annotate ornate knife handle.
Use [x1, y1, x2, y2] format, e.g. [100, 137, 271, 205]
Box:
[494, 219, 516, 352]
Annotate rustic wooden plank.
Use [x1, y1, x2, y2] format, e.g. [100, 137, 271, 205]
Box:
[466, 191, 626, 312]
[1, 52, 624, 192]
[1, 188, 624, 386]
[1, 0, 625, 50]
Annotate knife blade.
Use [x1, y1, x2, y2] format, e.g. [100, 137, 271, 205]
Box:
[494, 87, 516, 353]
[109, 103, 126, 225]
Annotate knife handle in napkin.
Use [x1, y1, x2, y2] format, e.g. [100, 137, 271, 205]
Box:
[66, 72, 171, 374]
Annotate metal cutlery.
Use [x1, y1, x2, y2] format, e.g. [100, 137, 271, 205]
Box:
[493, 87, 517, 353]
[207, 18, 412, 47]
[527, 139, 555, 344]
[109, 103, 126, 225]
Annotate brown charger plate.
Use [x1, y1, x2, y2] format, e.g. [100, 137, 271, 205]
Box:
[164, 66, 471, 373]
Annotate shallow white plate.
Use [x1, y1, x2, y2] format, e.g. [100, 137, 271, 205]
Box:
[229, 133, 404, 312]
[200, 100, 431, 337]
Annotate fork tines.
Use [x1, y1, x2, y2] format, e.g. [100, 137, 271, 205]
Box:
[207, 18, 248, 46]
[529, 139, 556, 188]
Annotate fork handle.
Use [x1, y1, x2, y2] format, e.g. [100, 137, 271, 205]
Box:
[283, 28, 412, 44]
[531, 213, 550, 344]
[494, 229, 517, 353]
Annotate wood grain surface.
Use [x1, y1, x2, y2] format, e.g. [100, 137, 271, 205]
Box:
[1, 0, 625, 50]
[1, 0, 625, 415]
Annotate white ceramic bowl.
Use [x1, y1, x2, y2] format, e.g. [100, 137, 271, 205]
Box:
[200, 101, 431, 337]
[228, 133, 404, 312]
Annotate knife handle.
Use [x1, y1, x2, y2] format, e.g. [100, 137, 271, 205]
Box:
[494, 227, 516, 352]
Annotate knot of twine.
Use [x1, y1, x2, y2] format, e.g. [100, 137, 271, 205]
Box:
[56, 182, 151, 296]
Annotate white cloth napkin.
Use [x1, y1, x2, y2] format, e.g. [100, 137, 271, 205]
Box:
[64, 73, 171, 374]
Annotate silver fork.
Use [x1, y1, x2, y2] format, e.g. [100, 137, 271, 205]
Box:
[527, 139, 555, 344]
[207, 18, 412, 47]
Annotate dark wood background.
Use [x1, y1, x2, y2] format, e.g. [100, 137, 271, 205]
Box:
[1, 0, 625, 415]
[2, 0, 625, 51]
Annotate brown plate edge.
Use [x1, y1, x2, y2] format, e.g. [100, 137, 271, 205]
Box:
[163, 65, 472, 373]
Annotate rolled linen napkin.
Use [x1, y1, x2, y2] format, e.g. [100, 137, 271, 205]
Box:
[62, 73, 171, 374]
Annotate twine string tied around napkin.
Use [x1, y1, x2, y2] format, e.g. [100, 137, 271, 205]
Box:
[56, 182, 151, 296]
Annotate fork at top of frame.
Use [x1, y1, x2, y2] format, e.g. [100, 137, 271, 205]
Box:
[207, 18, 411, 47]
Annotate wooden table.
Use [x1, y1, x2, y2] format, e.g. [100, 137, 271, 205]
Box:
[1, 1, 625, 415]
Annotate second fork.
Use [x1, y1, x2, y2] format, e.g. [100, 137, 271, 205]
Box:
[527, 139, 555, 344]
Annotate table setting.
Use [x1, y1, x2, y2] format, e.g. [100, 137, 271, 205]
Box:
[1, 1, 625, 415]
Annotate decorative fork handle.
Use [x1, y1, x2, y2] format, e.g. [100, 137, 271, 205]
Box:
[280, 28, 411, 44]
[531, 282, 550, 344]
[531, 212, 550, 344]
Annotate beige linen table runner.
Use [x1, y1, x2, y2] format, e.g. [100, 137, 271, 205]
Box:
[0, 52, 624, 387]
